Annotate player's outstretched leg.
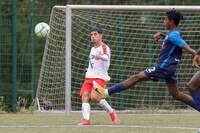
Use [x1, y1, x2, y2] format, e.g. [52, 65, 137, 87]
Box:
[94, 72, 149, 97]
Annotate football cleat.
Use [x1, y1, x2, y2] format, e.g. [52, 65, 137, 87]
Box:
[78, 119, 91, 125]
[93, 81, 107, 99]
[110, 109, 118, 124]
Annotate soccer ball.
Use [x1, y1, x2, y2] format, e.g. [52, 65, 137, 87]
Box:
[34, 22, 50, 38]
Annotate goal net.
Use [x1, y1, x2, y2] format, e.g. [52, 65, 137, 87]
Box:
[34, 5, 200, 113]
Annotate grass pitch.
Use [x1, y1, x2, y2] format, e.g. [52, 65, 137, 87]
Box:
[0, 113, 199, 133]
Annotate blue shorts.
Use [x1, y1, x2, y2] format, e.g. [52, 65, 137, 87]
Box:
[144, 65, 178, 83]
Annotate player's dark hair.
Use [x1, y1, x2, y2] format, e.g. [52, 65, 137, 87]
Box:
[165, 9, 183, 26]
[90, 27, 103, 34]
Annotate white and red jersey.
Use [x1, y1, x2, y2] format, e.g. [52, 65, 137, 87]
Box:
[85, 43, 111, 81]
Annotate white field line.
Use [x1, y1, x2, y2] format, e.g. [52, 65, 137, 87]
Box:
[0, 124, 199, 130]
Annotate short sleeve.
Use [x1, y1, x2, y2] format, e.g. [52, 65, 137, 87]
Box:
[169, 31, 186, 47]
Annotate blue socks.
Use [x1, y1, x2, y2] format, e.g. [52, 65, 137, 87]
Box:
[189, 90, 200, 112]
[189, 99, 199, 111]
[192, 89, 200, 101]
[108, 82, 125, 95]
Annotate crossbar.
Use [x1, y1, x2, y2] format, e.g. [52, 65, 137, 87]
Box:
[56, 5, 200, 11]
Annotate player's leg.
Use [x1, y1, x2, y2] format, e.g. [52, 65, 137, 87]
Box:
[187, 70, 200, 94]
[81, 91, 91, 122]
[186, 71, 200, 111]
[167, 83, 192, 104]
[91, 79, 107, 102]
[91, 79, 118, 124]
[94, 71, 150, 97]
[167, 83, 200, 112]
[78, 80, 92, 125]
[91, 90, 118, 124]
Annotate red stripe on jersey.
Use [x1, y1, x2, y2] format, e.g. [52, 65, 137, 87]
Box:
[102, 44, 107, 54]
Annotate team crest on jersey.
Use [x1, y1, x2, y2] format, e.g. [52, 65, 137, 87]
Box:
[89, 56, 95, 69]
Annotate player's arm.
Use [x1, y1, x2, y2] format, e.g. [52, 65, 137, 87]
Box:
[182, 44, 200, 68]
[93, 45, 110, 61]
[182, 44, 196, 56]
[178, 44, 200, 68]
[93, 54, 109, 61]
[183, 46, 200, 68]
[196, 49, 200, 55]
[169, 31, 196, 56]
[192, 48, 200, 68]
[153, 32, 166, 43]
[169, 31, 200, 68]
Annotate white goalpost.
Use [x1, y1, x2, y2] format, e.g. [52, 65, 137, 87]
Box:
[34, 5, 200, 114]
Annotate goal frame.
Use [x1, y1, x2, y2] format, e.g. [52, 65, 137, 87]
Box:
[35, 5, 200, 114]
[64, 5, 200, 114]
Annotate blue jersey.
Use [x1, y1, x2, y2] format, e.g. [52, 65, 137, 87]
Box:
[144, 29, 186, 83]
[158, 29, 186, 70]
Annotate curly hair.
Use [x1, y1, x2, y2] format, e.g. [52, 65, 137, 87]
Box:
[165, 9, 183, 26]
